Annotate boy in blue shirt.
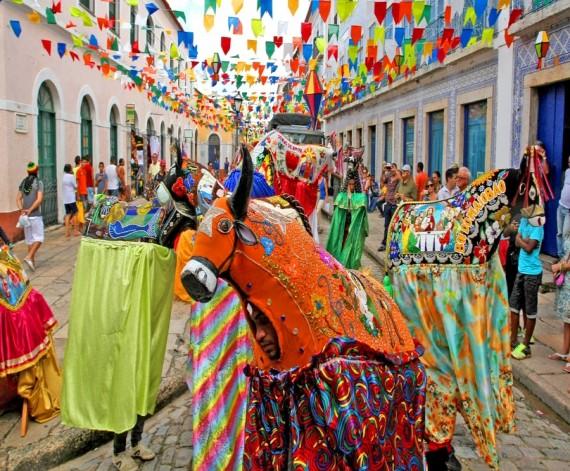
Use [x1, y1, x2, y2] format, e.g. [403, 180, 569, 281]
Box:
[510, 205, 545, 360]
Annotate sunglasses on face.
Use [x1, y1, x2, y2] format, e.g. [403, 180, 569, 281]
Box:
[427, 183, 434, 187]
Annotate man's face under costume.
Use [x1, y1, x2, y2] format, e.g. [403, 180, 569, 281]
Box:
[247, 303, 280, 360]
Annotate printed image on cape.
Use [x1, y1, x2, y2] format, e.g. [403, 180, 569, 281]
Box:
[387, 169, 522, 469]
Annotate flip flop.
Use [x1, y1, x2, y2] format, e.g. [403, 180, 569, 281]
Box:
[548, 353, 569, 362]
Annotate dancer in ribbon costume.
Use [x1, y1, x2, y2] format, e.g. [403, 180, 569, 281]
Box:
[181, 147, 426, 469]
[385, 164, 552, 470]
[0, 232, 60, 424]
[326, 167, 368, 269]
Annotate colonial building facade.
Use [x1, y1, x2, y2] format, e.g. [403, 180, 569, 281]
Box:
[323, 0, 570, 256]
[0, 0, 233, 238]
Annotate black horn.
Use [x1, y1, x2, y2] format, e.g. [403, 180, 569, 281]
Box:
[230, 145, 253, 220]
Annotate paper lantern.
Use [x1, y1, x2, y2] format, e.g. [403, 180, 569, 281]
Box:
[535, 31, 550, 69]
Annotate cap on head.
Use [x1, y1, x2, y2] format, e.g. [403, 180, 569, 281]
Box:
[402, 164, 411, 172]
[27, 162, 39, 174]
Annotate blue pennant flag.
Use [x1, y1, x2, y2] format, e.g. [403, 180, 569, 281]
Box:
[302, 43, 313, 62]
[259, 0, 272, 18]
[228, 16, 240, 32]
[188, 44, 199, 59]
[57, 42, 66, 58]
[394, 27, 405, 47]
[474, 0, 488, 19]
[177, 31, 193, 48]
[9, 20, 22, 38]
[89, 34, 98, 48]
[145, 2, 159, 16]
[460, 28, 473, 48]
[488, 8, 500, 27]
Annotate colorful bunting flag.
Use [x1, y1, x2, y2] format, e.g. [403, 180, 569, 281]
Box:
[145, 2, 159, 16]
[374, 2, 387, 24]
[328, 24, 339, 41]
[301, 22, 312, 42]
[57, 42, 66, 58]
[259, 0, 273, 18]
[337, 0, 357, 22]
[488, 8, 501, 27]
[412, 1, 425, 24]
[288, 0, 299, 15]
[273, 36, 283, 48]
[265, 40, 275, 58]
[315, 37, 326, 54]
[350, 25, 362, 44]
[247, 39, 257, 53]
[303, 43, 313, 62]
[41, 39, 52, 55]
[319, 0, 331, 22]
[46, 7, 56, 25]
[464, 7, 476, 26]
[204, 14, 215, 31]
[9, 20, 22, 38]
[251, 18, 264, 37]
[232, 0, 244, 14]
[221, 36, 231, 54]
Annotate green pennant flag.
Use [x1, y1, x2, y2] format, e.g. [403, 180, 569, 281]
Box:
[204, 0, 217, 13]
[173, 10, 186, 22]
[221, 61, 230, 72]
[337, 0, 357, 22]
[266, 40, 275, 58]
[236, 75, 243, 88]
[111, 37, 119, 51]
[348, 44, 358, 62]
[46, 8, 56, 25]
[328, 24, 339, 41]
[422, 5, 431, 23]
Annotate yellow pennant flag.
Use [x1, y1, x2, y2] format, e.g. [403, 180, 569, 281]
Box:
[247, 39, 257, 53]
[481, 27, 494, 46]
[246, 75, 256, 86]
[27, 11, 41, 24]
[232, 0, 244, 14]
[464, 6, 476, 26]
[170, 43, 179, 59]
[126, 0, 139, 6]
[423, 41, 433, 59]
[374, 25, 385, 44]
[251, 18, 264, 37]
[498, 0, 511, 8]
[288, 0, 299, 15]
[71, 34, 84, 48]
[337, 0, 357, 22]
[315, 37, 326, 54]
[204, 14, 215, 32]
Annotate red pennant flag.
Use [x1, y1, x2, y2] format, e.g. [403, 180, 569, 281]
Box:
[350, 25, 362, 44]
[374, 2, 387, 24]
[273, 36, 283, 48]
[41, 39, 52, 56]
[401, 1, 412, 22]
[442, 28, 454, 43]
[97, 17, 109, 31]
[327, 44, 338, 60]
[69, 51, 79, 61]
[301, 22, 312, 43]
[131, 40, 140, 54]
[504, 29, 515, 48]
[367, 45, 378, 59]
[221, 36, 231, 54]
[191, 61, 199, 68]
[83, 52, 95, 68]
[444, 5, 452, 25]
[437, 48, 446, 63]
[319, 0, 331, 22]
[52, 1, 62, 14]
[508, 8, 523, 28]
[260, 76, 268, 85]
[451, 36, 460, 49]
[392, 3, 402, 24]
[411, 28, 424, 44]
[365, 57, 375, 71]
[290, 58, 299, 73]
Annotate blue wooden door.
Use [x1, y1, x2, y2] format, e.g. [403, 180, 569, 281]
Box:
[428, 111, 444, 174]
[537, 83, 565, 256]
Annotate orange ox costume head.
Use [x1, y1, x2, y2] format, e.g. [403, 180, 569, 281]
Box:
[182, 146, 416, 370]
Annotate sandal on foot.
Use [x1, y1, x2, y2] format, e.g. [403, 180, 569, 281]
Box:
[563, 363, 570, 374]
[512, 343, 531, 360]
[548, 352, 569, 361]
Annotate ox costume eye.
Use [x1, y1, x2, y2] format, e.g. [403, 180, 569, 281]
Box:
[218, 218, 233, 234]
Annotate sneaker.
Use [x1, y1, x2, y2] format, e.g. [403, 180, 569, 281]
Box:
[112, 452, 138, 471]
[511, 343, 531, 360]
[23, 259, 35, 272]
[378, 244, 386, 252]
[131, 443, 155, 461]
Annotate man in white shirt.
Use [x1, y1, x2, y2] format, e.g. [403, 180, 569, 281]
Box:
[437, 167, 459, 200]
[148, 153, 160, 179]
[106, 156, 120, 196]
[456, 166, 471, 192]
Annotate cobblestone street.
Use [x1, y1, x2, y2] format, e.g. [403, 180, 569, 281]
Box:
[53, 386, 570, 471]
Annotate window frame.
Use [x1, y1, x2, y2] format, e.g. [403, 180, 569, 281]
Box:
[108, 0, 119, 35]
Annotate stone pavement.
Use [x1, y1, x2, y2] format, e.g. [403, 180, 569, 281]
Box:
[324, 204, 570, 424]
[0, 227, 189, 471]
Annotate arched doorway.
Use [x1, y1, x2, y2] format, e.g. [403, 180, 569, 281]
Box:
[208, 133, 221, 168]
[37, 83, 58, 225]
[80, 97, 93, 157]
